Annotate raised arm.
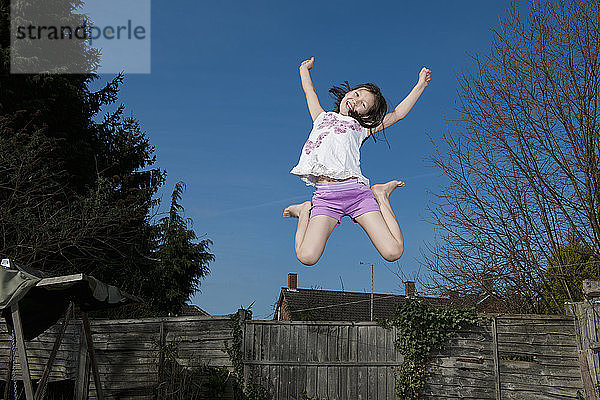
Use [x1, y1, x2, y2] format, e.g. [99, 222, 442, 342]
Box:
[371, 67, 431, 134]
[299, 57, 325, 121]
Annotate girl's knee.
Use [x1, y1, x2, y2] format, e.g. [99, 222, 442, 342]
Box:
[296, 248, 321, 266]
[381, 243, 404, 262]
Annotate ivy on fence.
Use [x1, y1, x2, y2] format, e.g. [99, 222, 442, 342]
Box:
[379, 299, 484, 399]
[225, 310, 273, 400]
[155, 336, 231, 399]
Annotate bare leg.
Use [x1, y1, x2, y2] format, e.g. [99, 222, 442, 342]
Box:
[283, 201, 338, 265]
[354, 180, 405, 261]
[283, 201, 312, 255]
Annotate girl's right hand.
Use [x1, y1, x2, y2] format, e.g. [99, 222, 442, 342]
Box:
[300, 57, 314, 71]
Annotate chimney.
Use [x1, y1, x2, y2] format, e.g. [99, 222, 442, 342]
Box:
[405, 281, 415, 297]
[481, 273, 494, 294]
[288, 273, 297, 290]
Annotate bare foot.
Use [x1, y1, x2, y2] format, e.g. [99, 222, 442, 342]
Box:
[283, 201, 312, 218]
[371, 180, 405, 199]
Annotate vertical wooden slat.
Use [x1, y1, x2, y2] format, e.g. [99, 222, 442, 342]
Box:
[317, 365, 328, 399]
[269, 324, 278, 362]
[367, 325, 376, 362]
[280, 365, 288, 400]
[281, 325, 290, 398]
[255, 323, 263, 364]
[11, 303, 34, 400]
[317, 326, 328, 363]
[357, 365, 367, 400]
[349, 325, 358, 362]
[306, 364, 317, 398]
[74, 321, 90, 400]
[367, 367, 377, 400]
[4, 331, 14, 400]
[298, 363, 307, 398]
[491, 316, 501, 400]
[293, 324, 301, 398]
[376, 327, 386, 399]
[307, 325, 317, 362]
[289, 365, 297, 400]
[157, 319, 166, 384]
[376, 325, 385, 363]
[271, 365, 281, 399]
[358, 325, 368, 400]
[327, 366, 338, 399]
[261, 365, 268, 391]
[340, 325, 349, 362]
[298, 324, 307, 362]
[589, 302, 600, 393]
[387, 366, 395, 399]
[358, 326, 367, 363]
[289, 324, 297, 363]
[328, 324, 338, 399]
[328, 325, 337, 362]
[367, 326, 376, 399]
[263, 323, 271, 362]
[347, 365, 354, 400]
[339, 363, 347, 399]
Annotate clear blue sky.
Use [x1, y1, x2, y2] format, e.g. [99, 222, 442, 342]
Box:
[93, 0, 529, 319]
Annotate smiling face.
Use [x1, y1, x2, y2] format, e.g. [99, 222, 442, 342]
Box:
[339, 87, 376, 116]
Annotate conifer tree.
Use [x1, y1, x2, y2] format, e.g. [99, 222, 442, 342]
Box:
[0, 0, 213, 315]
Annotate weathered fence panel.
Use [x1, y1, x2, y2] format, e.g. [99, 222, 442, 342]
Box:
[87, 315, 235, 400]
[0, 319, 81, 382]
[242, 320, 401, 400]
[0, 315, 236, 400]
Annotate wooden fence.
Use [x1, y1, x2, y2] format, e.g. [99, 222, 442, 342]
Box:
[425, 315, 584, 399]
[0, 314, 236, 399]
[241, 315, 586, 400]
[0, 310, 594, 399]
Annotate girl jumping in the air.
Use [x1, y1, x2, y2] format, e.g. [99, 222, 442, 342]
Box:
[284, 57, 431, 266]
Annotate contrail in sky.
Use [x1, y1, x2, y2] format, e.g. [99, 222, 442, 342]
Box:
[200, 171, 441, 217]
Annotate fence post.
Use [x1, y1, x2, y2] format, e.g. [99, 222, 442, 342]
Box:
[236, 308, 250, 388]
[570, 280, 600, 400]
[74, 320, 90, 400]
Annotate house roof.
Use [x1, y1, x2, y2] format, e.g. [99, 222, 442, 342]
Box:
[276, 287, 454, 321]
[180, 304, 210, 316]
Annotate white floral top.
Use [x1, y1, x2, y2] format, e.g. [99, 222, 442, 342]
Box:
[290, 111, 370, 186]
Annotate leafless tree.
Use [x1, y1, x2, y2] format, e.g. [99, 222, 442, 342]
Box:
[0, 113, 151, 278]
[421, 0, 600, 313]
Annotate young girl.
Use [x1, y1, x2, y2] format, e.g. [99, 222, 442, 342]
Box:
[284, 57, 431, 266]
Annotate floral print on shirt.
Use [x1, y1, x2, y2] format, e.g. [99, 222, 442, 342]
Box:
[303, 113, 363, 155]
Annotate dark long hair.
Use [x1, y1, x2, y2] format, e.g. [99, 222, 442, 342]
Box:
[329, 81, 387, 129]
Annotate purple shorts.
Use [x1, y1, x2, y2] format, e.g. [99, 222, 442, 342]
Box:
[310, 179, 380, 226]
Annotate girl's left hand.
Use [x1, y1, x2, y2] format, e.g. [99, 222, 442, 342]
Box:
[418, 67, 431, 87]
